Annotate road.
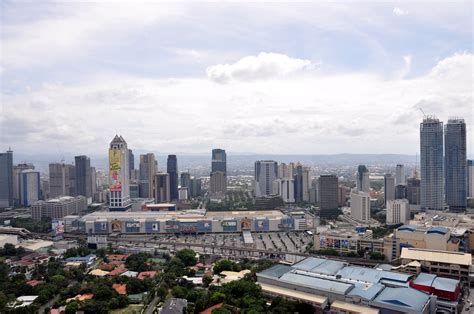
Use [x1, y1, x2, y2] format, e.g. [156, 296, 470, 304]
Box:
[145, 295, 160, 314]
[37, 294, 59, 314]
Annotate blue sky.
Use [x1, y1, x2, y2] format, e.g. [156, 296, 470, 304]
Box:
[0, 1, 472, 156]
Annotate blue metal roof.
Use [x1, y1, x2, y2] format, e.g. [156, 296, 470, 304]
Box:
[311, 260, 346, 275]
[412, 273, 436, 287]
[348, 283, 384, 301]
[292, 257, 327, 271]
[426, 226, 449, 235]
[336, 266, 411, 284]
[397, 225, 417, 232]
[373, 287, 430, 311]
[432, 277, 459, 292]
[279, 272, 353, 295]
[258, 264, 292, 279]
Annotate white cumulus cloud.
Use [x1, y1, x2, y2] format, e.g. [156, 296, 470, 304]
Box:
[206, 52, 318, 83]
[393, 7, 408, 16]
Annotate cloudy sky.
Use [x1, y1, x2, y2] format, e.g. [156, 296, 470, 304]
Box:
[1, 1, 472, 156]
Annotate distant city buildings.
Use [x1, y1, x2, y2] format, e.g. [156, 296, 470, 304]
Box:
[14, 162, 35, 205]
[32, 195, 87, 220]
[356, 165, 370, 193]
[0, 149, 13, 208]
[383, 173, 395, 206]
[128, 149, 134, 180]
[468, 160, 474, 198]
[189, 177, 202, 197]
[420, 117, 444, 210]
[444, 118, 467, 211]
[139, 153, 156, 198]
[386, 199, 410, 225]
[279, 178, 295, 203]
[395, 184, 407, 200]
[108, 135, 131, 211]
[406, 177, 421, 205]
[211, 149, 227, 174]
[254, 160, 278, 197]
[49, 163, 74, 198]
[167, 155, 178, 200]
[350, 189, 370, 222]
[395, 164, 406, 186]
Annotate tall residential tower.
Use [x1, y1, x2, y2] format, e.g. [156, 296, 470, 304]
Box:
[109, 135, 131, 211]
[445, 118, 467, 211]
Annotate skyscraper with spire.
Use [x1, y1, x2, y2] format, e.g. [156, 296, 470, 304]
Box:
[109, 135, 131, 211]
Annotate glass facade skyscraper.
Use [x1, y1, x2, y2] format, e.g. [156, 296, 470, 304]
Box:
[211, 149, 226, 174]
[445, 118, 467, 211]
[75, 155, 92, 199]
[167, 155, 178, 200]
[0, 149, 13, 208]
[420, 117, 444, 210]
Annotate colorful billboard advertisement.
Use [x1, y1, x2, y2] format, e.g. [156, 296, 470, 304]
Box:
[52, 219, 65, 237]
[109, 149, 122, 192]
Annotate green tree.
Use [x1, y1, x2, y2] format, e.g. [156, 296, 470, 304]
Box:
[65, 301, 78, 314]
[175, 249, 197, 267]
[210, 292, 226, 304]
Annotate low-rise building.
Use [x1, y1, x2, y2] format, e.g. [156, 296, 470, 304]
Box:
[31, 196, 87, 220]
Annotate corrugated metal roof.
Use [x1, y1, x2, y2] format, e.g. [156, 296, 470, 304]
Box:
[292, 257, 327, 271]
[348, 283, 384, 301]
[312, 260, 346, 275]
[412, 273, 436, 287]
[258, 264, 292, 279]
[336, 266, 411, 284]
[432, 277, 459, 292]
[373, 287, 430, 311]
[279, 272, 353, 295]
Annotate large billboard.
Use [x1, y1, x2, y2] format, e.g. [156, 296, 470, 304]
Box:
[109, 149, 122, 192]
[52, 219, 64, 237]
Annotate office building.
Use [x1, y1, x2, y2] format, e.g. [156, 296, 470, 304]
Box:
[75, 155, 92, 199]
[31, 196, 87, 220]
[468, 160, 474, 198]
[67, 164, 76, 196]
[309, 178, 318, 204]
[109, 135, 131, 211]
[180, 172, 191, 190]
[19, 170, 40, 206]
[0, 149, 13, 208]
[318, 175, 339, 219]
[211, 149, 226, 174]
[293, 164, 303, 203]
[167, 155, 178, 200]
[254, 160, 278, 197]
[210, 171, 227, 194]
[279, 178, 295, 203]
[13, 162, 35, 205]
[356, 165, 370, 192]
[178, 187, 188, 201]
[350, 189, 370, 222]
[407, 177, 421, 205]
[338, 185, 349, 207]
[384, 173, 395, 205]
[395, 184, 407, 200]
[154, 173, 170, 203]
[49, 163, 73, 198]
[395, 164, 406, 186]
[139, 153, 156, 198]
[278, 162, 294, 179]
[420, 117, 444, 210]
[444, 118, 467, 211]
[386, 199, 410, 225]
[128, 149, 134, 180]
[90, 167, 97, 197]
[189, 177, 202, 197]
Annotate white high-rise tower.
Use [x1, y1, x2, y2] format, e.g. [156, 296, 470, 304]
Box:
[109, 135, 131, 211]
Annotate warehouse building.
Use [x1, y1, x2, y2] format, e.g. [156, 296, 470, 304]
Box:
[257, 257, 436, 314]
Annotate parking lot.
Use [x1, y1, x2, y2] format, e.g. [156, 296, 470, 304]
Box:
[145, 231, 313, 253]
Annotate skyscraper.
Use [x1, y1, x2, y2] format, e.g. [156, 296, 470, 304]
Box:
[139, 153, 156, 198]
[384, 174, 395, 205]
[395, 164, 406, 186]
[468, 160, 474, 198]
[49, 163, 71, 198]
[445, 118, 467, 211]
[167, 155, 178, 200]
[180, 172, 191, 190]
[294, 163, 303, 202]
[128, 149, 134, 180]
[211, 149, 227, 174]
[318, 175, 339, 219]
[254, 160, 278, 197]
[420, 117, 444, 210]
[190, 177, 202, 197]
[109, 135, 131, 211]
[20, 170, 40, 206]
[210, 171, 227, 194]
[406, 177, 421, 205]
[395, 184, 407, 200]
[13, 162, 35, 205]
[0, 149, 13, 208]
[279, 178, 295, 203]
[75, 155, 92, 200]
[154, 173, 170, 203]
[356, 165, 370, 192]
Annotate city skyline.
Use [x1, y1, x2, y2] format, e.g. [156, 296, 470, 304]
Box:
[1, 2, 472, 155]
